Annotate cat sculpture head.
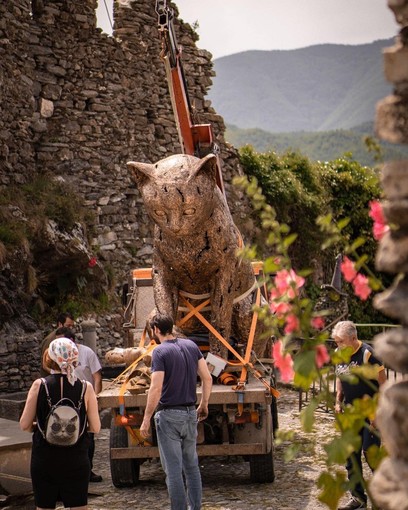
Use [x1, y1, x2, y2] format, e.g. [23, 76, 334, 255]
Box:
[127, 154, 220, 237]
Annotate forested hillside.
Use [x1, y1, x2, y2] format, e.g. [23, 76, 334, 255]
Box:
[209, 39, 393, 133]
[226, 122, 408, 166]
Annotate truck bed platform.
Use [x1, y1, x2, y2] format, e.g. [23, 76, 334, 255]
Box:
[98, 375, 271, 410]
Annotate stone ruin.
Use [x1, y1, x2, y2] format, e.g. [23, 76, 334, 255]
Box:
[369, 2, 408, 508]
[0, 0, 253, 392]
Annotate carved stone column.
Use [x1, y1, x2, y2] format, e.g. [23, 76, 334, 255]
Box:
[370, 2, 408, 509]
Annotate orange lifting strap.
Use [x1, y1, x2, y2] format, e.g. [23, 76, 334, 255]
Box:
[176, 281, 280, 401]
[106, 338, 157, 445]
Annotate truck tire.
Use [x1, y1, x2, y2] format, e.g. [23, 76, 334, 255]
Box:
[110, 423, 140, 487]
[249, 450, 275, 483]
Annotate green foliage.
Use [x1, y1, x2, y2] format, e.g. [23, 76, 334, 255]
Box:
[0, 175, 109, 321]
[238, 145, 392, 326]
[234, 175, 390, 509]
[317, 471, 348, 510]
[0, 223, 25, 246]
[0, 175, 88, 249]
[226, 122, 408, 167]
[238, 146, 326, 268]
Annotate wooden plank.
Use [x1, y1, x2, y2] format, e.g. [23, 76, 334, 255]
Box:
[110, 443, 265, 459]
[98, 377, 272, 410]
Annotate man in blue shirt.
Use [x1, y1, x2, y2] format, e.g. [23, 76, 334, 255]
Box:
[333, 321, 386, 510]
[140, 314, 212, 510]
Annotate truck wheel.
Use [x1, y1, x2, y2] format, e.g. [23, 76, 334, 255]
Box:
[110, 423, 140, 487]
[249, 451, 275, 483]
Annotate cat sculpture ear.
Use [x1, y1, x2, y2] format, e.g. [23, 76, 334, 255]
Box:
[189, 154, 218, 184]
[127, 161, 156, 188]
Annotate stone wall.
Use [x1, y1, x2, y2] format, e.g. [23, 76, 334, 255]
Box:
[0, 0, 250, 391]
[370, 2, 408, 509]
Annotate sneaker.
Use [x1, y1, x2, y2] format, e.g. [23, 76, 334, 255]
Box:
[338, 496, 367, 510]
[90, 471, 103, 483]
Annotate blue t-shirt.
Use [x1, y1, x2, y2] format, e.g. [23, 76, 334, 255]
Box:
[151, 338, 203, 406]
[335, 341, 384, 404]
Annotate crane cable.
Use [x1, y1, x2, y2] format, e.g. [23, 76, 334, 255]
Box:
[102, 0, 113, 32]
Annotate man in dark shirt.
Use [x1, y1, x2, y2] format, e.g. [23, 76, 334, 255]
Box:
[140, 314, 212, 510]
[333, 321, 386, 510]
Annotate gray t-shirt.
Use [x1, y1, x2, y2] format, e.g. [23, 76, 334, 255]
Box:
[75, 343, 102, 387]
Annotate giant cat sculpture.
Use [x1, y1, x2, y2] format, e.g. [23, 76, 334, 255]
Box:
[127, 153, 269, 359]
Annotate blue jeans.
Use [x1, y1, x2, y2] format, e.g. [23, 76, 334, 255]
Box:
[154, 408, 202, 510]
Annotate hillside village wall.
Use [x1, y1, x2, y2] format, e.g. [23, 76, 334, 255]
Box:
[0, 0, 250, 391]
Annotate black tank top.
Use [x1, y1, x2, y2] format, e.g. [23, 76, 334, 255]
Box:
[34, 373, 88, 449]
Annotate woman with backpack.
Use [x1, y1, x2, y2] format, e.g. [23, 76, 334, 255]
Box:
[20, 337, 101, 510]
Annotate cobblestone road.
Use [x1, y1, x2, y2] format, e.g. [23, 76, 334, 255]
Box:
[87, 387, 336, 510]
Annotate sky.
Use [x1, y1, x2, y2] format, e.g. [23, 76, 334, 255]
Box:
[96, 0, 398, 59]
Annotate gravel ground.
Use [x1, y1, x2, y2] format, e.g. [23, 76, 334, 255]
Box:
[87, 386, 344, 510]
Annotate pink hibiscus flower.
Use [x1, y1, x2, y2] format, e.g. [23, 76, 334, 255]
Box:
[340, 256, 357, 283]
[315, 344, 330, 368]
[274, 269, 305, 299]
[284, 314, 300, 335]
[369, 200, 386, 224]
[352, 273, 372, 301]
[369, 201, 389, 241]
[311, 316, 325, 330]
[269, 300, 292, 316]
[272, 340, 294, 383]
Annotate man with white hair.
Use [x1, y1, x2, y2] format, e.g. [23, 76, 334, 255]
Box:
[332, 320, 386, 510]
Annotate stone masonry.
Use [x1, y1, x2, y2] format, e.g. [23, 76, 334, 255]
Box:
[371, 1, 408, 509]
[0, 0, 252, 391]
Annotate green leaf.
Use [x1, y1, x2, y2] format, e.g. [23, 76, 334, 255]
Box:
[351, 364, 380, 382]
[368, 276, 382, 291]
[354, 254, 369, 270]
[317, 471, 347, 510]
[294, 350, 317, 377]
[263, 257, 281, 274]
[317, 213, 333, 227]
[293, 371, 316, 392]
[337, 217, 351, 231]
[324, 429, 361, 465]
[274, 428, 295, 444]
[300, 397, 319, 432]
[349, 237, 366, 251]
[284, 443, 301, 462]
[331, 346, 353, 364]
[283, 233, 298, 248]
[365, 444, 387, 470]
[352, 394, 379, 421]
[336, 410, 366, 433]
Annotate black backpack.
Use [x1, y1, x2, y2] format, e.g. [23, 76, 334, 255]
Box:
[37, 377, 87, 447]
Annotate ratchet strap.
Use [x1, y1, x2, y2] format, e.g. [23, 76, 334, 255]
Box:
[176, 288, 280, 402]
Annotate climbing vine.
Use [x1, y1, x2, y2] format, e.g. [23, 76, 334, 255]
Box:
[234, 174, 388, 510]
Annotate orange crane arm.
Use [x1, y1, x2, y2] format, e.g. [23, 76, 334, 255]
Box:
[155, 0, 225, 196]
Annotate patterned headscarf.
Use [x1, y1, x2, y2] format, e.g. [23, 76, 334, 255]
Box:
[48, 337, 79, 386]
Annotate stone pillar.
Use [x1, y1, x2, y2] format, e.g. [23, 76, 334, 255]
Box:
[81, 319, 98, 353]
[370, 2, 408, 509]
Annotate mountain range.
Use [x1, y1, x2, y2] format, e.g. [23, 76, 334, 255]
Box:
[208, 39, 394, 133]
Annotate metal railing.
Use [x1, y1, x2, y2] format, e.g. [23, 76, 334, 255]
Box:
[298, 323, 402, 412]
